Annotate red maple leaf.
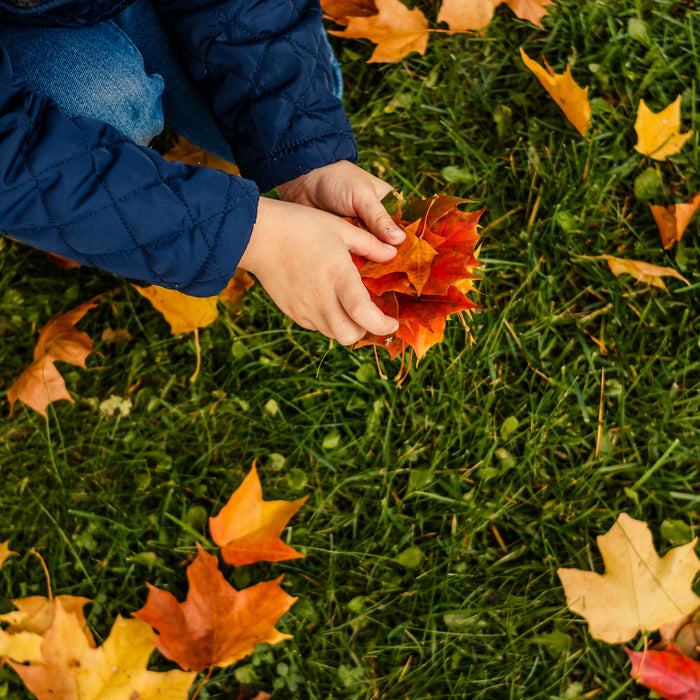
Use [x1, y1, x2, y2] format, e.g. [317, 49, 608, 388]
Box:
[626, 645, 700, 700]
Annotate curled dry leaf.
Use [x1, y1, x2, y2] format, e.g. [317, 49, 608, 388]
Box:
[634, 96, 693, 161]
[210, 462, 308, 566]
[602, 255, 690, 291]
[558, 514, 700, 644]
[649, 193, 700, 249]
[134, 544, 296, 672]
[520, 48, 590, 136]
[7, 296, 100, 416]
[626, 645, 700, 700]
[329, 0, 429, 63]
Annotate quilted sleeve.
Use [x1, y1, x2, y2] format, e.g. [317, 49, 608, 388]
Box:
[0, 45, 260, 297]
[155, 0, 358, 192]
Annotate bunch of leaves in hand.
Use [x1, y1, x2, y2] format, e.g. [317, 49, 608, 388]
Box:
[350, 194, 483, 376]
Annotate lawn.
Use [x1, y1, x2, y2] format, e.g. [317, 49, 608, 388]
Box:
[1, 0, 699, 698]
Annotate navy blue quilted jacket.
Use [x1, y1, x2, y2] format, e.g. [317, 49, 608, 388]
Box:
[0, 0, 358, 296]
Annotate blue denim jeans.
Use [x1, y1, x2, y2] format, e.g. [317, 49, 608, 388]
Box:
[0, 0, 343, 161]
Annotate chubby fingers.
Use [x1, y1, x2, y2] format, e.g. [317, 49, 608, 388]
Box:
[334, 269, 399, 342]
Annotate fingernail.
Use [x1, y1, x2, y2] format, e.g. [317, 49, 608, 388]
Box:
[386, 225, 405, 241]
[389, 319, 399, 333]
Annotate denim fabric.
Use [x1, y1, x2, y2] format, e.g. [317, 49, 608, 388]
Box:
[0, 0, 345, 160]
[0, 19, 164, 145]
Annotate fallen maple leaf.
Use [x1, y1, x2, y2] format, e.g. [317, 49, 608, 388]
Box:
[133, 544, 297, 672]
[520, 47, 591, 136]
[602, 254, 690, 291]
[437, 0, 501, 31]
[219, 268, 255, 313]
[320, 0, 377, 25]
[46, 252, 81, 269]
[626, 646, 700, 700]
[163, 136, 240, 175]
[210, 462, 308, 566]
[134, 285, 219, 335]
[0, 595, 93, 640]
[558, 513, 700, 644]
[0, 541, 17, 568]
[634, 96, 693, 161]
[650, 193, 700, 249]
[330, 0, 429, 63]
[9, 599, 195, 699]
[7, 297, 100, 416]
[504, 0, 555, 27]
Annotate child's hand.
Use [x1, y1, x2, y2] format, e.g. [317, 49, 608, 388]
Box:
[276, 160, 405, 246]
[238, 198, 400, 345]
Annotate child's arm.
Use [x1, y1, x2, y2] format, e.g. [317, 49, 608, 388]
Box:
[239, 198, 400, 346]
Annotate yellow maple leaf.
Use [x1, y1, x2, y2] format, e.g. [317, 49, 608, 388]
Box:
[602, 254, 690, 291]
[520, 48, 591, 136]
[558, 513, 700, 644]
[9, 600, 195, 699]
[649, 192, 700, 249]
[330, 0, 428, 63]
[133, 285, 219, 335]
[634, 96, 693, 161]
[0, 541, 17, 569]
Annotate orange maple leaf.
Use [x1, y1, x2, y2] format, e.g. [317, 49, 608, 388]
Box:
[133, 544, 297, 672]
[7, 297, 100, 416]
[504, 0, 555, 28]
[352, 195, 482, 367]
[210, 463, 308, 566]
[649, 193, 700, 249]
[330, 0, 428, 63]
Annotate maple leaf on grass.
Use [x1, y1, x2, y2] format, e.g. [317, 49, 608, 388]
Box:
[626, 646, 700, 700]
[329, 0, 428, 63]
[650, 193, 700, 249]
[601, 255, 690, 291]
[9, 600, 195, 700]
[134, 269, 254, 381]
[210, 462, 308, 566]
[557, 513, 700, 644]
[520, 48, 591, 136]
[7, 296, 100, 416]
[350, 194, 482, 373]
[320, 0, 377, 25]
[634, 96, 693, 161]
[503, 0, 555, 28]
[0, 541, 17, 569]
[133, 543, 297, 673]
[437, 0, 501, 32]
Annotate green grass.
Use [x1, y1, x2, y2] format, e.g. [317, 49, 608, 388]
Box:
[1, 0, 699, 698]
